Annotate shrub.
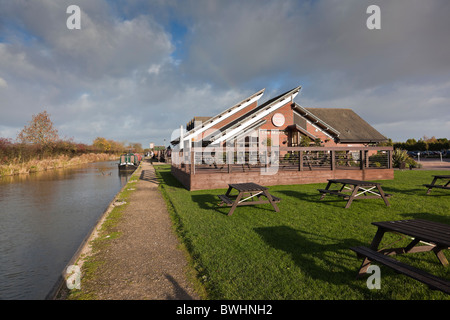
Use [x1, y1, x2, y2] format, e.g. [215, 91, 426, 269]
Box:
[392, 149, 415, 168]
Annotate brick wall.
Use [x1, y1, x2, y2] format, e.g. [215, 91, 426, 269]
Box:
[186, 168, 394, 191]
[258, 101, 293, 146]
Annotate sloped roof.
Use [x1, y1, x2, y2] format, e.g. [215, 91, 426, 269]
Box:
[304, 108, 387, 143]
[171, 88, 265, 145]
[292, 104, 340, 137]
[206, 86, 301, 145]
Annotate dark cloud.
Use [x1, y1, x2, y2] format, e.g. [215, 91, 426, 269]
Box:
[0, 0, 449, 145]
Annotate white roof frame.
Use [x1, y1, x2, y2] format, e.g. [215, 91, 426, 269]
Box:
[173, 88, 265, 145]
[210, 86, 301, 145]
[225, 119, 267, 143]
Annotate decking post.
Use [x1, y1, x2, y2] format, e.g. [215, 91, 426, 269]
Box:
[365, 150, 369, 168]
[265, 150, 268, 172]
[190, 150, 195, 175]
[299, 150, 303, 171]
[331, 150, 335, 171]
[360, 150, 364, 170]
[387, 150, 392, 169]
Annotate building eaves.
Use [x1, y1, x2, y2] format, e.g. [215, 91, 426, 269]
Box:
[208, 86, 301, 145]
[292, 103, 341, 137]
[171, 88, 265, 145]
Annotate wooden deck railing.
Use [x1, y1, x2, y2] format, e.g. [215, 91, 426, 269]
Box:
[171, 146, 393, 175]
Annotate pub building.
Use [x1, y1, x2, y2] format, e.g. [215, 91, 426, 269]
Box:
[170, 86, 392, 191]
[172, 86, 387, 150]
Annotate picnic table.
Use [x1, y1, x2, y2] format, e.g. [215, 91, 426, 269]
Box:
[424, 175, 450, 194]
[351, 219, 450, 294]
[218, 182, 281, 216]
[318, 179, 391, 209]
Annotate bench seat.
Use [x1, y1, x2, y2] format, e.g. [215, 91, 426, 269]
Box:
[318, 189, 392, 198]
[270, 195, 281, 202]
[424, 184, 450, 190]
[351, 246, 450, 295]
[317, 189, 349, 198]
[218, 194, 233, 205]
[218, 193, 281, 207]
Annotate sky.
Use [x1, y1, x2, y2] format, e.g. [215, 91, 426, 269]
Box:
[0, 0, 449, 148]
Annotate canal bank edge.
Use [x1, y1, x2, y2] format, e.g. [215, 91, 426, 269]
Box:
[0, 153, 119, 178]
[48, 164, 140, 300]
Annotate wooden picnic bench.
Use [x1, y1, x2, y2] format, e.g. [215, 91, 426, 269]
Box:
[318, 179, 391, 208]
[424, 175, 450, 194]
[351, 219, 450, 295]
[218, 182, 281, 216]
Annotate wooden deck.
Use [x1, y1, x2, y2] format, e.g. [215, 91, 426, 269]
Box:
[171, 146, 394, 191]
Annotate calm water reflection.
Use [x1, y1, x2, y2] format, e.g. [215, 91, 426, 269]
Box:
[0, 161, 133, 299]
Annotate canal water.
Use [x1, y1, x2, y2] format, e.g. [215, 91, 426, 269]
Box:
[0, 161, 133, 299]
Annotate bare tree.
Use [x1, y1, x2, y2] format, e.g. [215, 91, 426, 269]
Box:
[17, 111, 59, 146]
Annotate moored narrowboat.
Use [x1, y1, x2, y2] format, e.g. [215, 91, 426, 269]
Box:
[118, 153, 142, 171]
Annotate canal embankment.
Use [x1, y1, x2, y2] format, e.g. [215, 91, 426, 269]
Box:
[54, 159, 199, 300]
[0, 153, 118, 177]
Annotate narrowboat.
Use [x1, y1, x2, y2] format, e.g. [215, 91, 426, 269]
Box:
[118, 153, 142, 171]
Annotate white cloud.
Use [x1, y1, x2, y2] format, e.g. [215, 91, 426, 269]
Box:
[148, 64, 161, 75]
[0, 0, 449, 146]
[0, 77, 7, 88]
[299, 80, 450, 141]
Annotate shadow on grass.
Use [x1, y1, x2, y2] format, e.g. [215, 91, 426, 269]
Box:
[254, 225, 390, 298]
[382, 185, 437, 197]
[153, 166, 186, 189]
[190, 194, 229, 215]
[277, 189, 353, 209]
[398, 212, 450, 225]
[190, 194, 278, 216]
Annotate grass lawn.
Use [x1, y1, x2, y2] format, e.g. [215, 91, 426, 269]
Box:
[155, 165, 450, 300]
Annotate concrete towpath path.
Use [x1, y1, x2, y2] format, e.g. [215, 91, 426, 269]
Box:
[61, 160, 199, 300]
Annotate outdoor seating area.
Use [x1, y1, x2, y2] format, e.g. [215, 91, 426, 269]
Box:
[157, 164, 450, 299]
[214, 178, 447, 293]
[424, 175, 450, 194]
[318, 178, 391, 209]
[351, 219, 450, 294]
[218, 182, 281, 216]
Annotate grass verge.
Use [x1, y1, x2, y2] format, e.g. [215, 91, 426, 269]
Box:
[63, 171, 140, 300]
[155, 164, 209, 299]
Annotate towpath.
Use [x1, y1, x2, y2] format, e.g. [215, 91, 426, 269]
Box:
[60, 160, 199, 300]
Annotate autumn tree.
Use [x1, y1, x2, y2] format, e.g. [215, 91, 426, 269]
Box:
[108, 139, 126, 153]
[17, 111, 59, 146]
[127, 142, 143, 153]
[93, 137, 111, 152]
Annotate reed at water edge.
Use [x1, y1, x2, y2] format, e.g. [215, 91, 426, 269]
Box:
[0, 153, 119, 177]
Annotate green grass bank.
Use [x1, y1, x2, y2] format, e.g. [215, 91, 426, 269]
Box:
[155, 165, 450, 300]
